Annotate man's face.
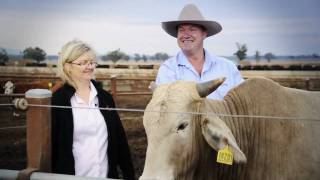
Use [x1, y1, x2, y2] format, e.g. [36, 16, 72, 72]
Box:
[177, 24, 207, 54]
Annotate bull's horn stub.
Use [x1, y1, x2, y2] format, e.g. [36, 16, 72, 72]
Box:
[196, 77, 226, 97]
[148, 81, 157, 92]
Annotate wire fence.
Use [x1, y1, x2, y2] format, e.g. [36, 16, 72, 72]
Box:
[0, 125, 26, 130]
[0, 102, 319, 131]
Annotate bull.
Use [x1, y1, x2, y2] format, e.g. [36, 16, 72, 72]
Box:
[140, 77, 320, 180]
[3, 81, 15, 94]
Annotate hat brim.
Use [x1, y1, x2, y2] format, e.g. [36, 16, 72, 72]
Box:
[162, 20, 222, 38]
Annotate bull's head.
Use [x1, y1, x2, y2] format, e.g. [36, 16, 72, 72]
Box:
[140, 78, 246, 180]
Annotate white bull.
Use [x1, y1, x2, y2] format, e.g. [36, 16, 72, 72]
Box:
[3, 81, 15, 94]
[140, 77, 320, 180]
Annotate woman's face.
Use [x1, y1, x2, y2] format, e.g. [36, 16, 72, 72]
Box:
[65, 52, 97, 84]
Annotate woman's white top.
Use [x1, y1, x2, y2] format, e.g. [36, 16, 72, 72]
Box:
[70, 82, 108, 177]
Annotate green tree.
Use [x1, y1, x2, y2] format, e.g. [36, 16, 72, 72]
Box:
[142, 54, 148, 61]
[23, 47, 46, 63]
[312, 53, 319, 58]
[104, 49, 127, 63]
[234, 42, 247, 61]
[154, 52, 169, 60]
[134, 53, 141, 61]
[149, 55, 156, 60]
[264, 52, 275, 62]
[0, 48, 9, 64]
[123, 55, 130, 61]
[254, 50, 261, 62]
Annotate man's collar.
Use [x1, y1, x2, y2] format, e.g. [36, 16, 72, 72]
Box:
[177, 49, 216, 68]
[177, 51, 192, 67]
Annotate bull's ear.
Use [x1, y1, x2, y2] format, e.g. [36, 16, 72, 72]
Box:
[201, 117, 247, 163]
[196, 77, 226, 98]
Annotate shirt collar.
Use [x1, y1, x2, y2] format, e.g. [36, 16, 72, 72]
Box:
[203, 49, 216, 73]
[177, 49, 216, 72]
[89, 82, 98, 102]
[177, 51, 192, 67]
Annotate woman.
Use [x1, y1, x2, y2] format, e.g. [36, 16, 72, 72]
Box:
[51, 40, 135, 179]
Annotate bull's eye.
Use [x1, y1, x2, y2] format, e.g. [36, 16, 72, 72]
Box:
[177, 122, 188, 131]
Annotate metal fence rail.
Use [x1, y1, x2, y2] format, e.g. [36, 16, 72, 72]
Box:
[0, 169, 118, 180]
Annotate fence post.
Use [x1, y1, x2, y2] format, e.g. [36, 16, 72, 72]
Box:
[25, 89, 52, 172]
[305, 78, 310, 91]
[110, 75, 117, 103]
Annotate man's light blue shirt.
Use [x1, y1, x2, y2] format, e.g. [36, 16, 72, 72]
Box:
[155, 49, 244, 100]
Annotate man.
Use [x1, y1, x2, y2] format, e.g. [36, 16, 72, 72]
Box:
[156, 4, 244, 99]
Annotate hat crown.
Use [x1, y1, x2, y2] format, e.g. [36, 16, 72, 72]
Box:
[178, 4, 205, 21]
[162, 3, 222, 38]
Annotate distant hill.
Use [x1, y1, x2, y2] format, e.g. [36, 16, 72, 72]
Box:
[2, 47, 319, 62]
[232, 55, 320, 62]
[46, 55, 58, 61]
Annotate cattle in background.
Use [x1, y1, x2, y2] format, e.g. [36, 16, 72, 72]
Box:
[1, 80, 61, 117]
[1, 80, 61, 94]
[3, 81, 15, 94]
[14, 81, 53, 93]
[140, 77, 320, 180]
[3, 81, 19, 117]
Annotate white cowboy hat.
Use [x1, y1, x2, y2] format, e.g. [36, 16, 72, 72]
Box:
[162, 4, 222, 38]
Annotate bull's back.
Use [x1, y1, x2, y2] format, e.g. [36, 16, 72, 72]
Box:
[254, 87, 320, 179]
[284, 87, 320, 118]
[224, 78, 320, 179]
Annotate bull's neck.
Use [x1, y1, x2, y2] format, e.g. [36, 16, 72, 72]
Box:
[195, 98, 255, 179]
[222, 94, 257, 155]
[190, 101, 216, 179]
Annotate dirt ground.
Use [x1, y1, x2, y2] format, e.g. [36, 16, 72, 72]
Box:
[0, 95, 151, 179]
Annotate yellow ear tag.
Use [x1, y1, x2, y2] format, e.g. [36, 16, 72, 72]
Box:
[48, 82, 52, 89]
[216, 145, 233, 165]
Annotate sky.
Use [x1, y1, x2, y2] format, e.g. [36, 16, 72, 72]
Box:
[0, 0, 319, 57]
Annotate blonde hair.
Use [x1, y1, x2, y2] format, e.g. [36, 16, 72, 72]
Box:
[57, 40, 96, 88]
